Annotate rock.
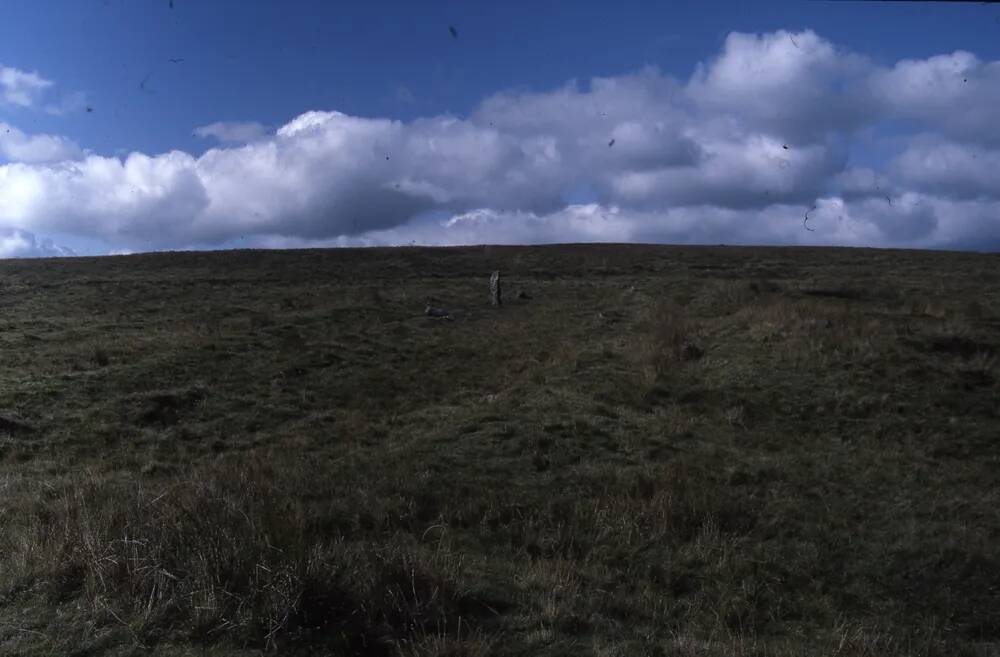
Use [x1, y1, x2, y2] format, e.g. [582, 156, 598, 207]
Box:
[490, 271, 502, 307]
[425, 305, 453, 320]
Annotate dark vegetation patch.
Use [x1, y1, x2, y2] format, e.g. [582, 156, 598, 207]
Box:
[129, 386, 208, 427]
[0, 414, 35, 435]
[925, 334, 994, 358]
[802, 287, 866, 300]
[0, 244, 998, 656]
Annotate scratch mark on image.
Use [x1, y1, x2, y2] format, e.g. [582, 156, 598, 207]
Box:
[804, 205, 817, 232]
[139, 72, 155, 94]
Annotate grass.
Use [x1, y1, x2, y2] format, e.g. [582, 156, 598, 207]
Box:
[0, 243, 998, 656]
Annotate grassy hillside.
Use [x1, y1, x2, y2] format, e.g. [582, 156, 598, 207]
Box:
[0, 244, 998, 656]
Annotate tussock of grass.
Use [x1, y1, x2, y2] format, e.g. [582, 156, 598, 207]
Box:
[636, 300, 704, 386]
[2, 456, 496, 654]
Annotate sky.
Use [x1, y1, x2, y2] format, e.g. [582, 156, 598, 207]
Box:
[2, 0, 1000, 257]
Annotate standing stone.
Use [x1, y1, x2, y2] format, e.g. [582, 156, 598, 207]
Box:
[490, 270, 502, 307]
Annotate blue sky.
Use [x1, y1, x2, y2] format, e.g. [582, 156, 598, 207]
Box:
[2, 0, 1000, 256]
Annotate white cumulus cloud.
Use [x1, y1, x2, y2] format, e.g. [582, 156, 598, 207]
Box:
[868, 51, 1000, 145]
[687, 30, 877, 142]
[0, 122, 82, 164]
[890, 136, 1000, 200]
[0, 65, 53, 108]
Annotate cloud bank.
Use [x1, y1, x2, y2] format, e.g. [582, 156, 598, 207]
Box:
[0, 227, 75, 258]
[2, 29, 1000, 257]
